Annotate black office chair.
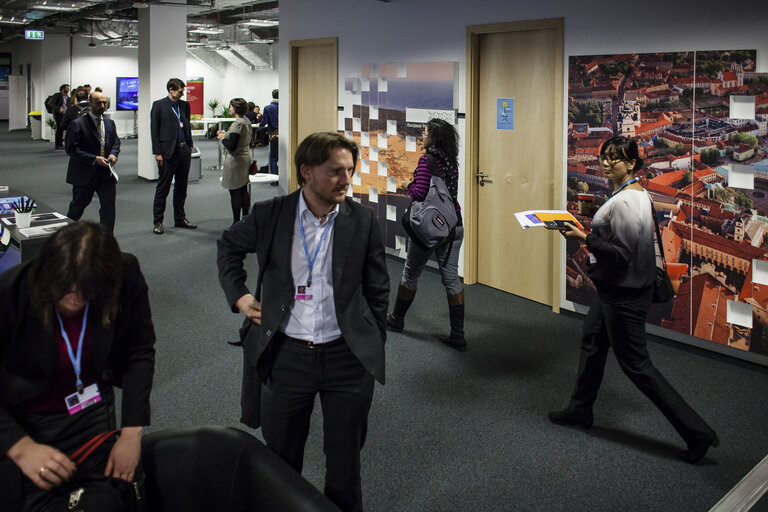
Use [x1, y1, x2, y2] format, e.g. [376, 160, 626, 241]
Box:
[141, 425, 340, 512]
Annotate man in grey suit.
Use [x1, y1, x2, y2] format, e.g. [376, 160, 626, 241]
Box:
[217, 132, 388, 512]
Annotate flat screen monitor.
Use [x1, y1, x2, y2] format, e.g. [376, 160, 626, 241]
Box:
[116, 77, 138, 111]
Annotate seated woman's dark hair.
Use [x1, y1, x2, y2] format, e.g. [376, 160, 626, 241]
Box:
[600, 136, 644, 171]
[425, 118, 459, 169]
[30, 221, 124, 329]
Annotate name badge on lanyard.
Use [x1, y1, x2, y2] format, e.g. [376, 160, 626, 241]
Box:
[56, 303, 102, 415]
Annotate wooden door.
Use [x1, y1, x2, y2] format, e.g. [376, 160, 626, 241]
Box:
[289, 38, 338, 192]
[466, 19, 563, 310]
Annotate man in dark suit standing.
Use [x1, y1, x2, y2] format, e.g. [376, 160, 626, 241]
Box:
[65, 91, 120, 232]
[53, 83, 69, 150]
[259, 89, 279, 175]
[217, 132, 389, 512]
[150, 78, 196, 235]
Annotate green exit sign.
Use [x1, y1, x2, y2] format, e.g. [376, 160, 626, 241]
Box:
[24, 30, 45, 40]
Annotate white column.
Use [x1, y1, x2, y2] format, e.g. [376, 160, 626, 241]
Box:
[137, 1, 187, 180]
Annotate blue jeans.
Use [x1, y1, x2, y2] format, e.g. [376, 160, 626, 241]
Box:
[400, 226, 463, 295]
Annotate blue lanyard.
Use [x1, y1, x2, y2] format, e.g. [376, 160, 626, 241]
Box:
[603, 177, 639, 206]
[611, 177, 638, 196]
[170, 102, 181, 122]
[55, 302, 89, 394]
[299, 212, 334, 287]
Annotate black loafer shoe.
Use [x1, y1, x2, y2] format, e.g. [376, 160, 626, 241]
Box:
[680, 431, 719, 464]
[386, 313, 404, 332]
[174, 218, 197, 229]
[548, 409, 593, 429]
[153, 223, 164, 235]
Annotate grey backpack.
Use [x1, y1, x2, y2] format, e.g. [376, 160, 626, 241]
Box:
[401, 155, 458, 256]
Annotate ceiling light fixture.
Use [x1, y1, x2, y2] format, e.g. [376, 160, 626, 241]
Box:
[190, 27, 223, 34]
[132, 0, 149, 8]
[241, 19, 278, 27]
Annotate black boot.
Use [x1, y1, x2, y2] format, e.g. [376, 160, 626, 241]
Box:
[386, 284, 416, 332]
[441, 291, 466, 352]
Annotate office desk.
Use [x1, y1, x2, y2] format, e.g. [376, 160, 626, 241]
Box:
[0, 189, 72, 262]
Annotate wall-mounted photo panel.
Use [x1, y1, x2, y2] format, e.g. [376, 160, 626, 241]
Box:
[378, 132, 388, 149]
[753, 259, 768, 286]
[361, 159, 369, 174]
[369, 106, 378, 120]
[727, 300, 753, 329]
[730, 95, 756, 120]
[379, 161, 388, 176]
[379, 78, 388, 92]
[387, 177, 397, 193]
[387, 120, 397, 135]
[370, 147, 378, 161]
[386, 204, 397, 221]
[729, 164, 755, 190]
[345, 130, 353, 141]
[406, 136, 417, 152]
[369, 187, 378, 203]
[353, 172, 361, 186]
[352, 118, 361, 132]
[361, 78, 370, 92]
[361, 132, 369, 147]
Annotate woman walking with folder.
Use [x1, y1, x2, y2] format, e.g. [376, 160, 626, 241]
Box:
[550, 136, 718, 464]
[386, 118, 466, 351]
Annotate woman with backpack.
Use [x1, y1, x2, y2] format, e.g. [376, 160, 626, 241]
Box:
[387, 118, 466, 351]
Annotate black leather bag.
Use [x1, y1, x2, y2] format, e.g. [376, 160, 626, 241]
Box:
[650, 201, 674, 303]
[21, 431, 143, 512]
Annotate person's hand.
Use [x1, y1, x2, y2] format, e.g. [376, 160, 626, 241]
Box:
[559, 222, 588, 241]
[155, 154, 163, 167]
[6, 436, 77, 490]
[108, 154, 118, 165]
[235, 294, 262, 325]
[105, 427, 142, 483]
[216, 130, 226, 141]
[95, 156, 110, 167]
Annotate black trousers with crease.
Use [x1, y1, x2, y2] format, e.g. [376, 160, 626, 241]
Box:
[260, 335, 374, 512]
[152, 144, 191, 224]
[566, 293, 713, 446]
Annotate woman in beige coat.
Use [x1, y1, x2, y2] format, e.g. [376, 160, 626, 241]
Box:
[217, 98, 253, 223]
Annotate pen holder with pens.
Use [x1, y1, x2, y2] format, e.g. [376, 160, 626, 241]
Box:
[11, 198, 36, 229]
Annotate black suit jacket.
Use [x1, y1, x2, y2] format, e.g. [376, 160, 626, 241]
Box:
[0, 253, 156, 456]
[150, 97, 193, 159]
[60, 102, 88, 132]
[217, 191, 389, 426]
[65, 114, 120, 186]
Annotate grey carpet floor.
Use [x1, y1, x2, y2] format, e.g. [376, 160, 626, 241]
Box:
[2, 126, 767, 511]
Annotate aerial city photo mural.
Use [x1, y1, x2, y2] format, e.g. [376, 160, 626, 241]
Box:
[565, 50, 768, 358]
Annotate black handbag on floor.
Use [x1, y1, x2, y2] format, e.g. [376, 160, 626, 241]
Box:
[650, 201, 674, 303]
[22, 431, 143, 512]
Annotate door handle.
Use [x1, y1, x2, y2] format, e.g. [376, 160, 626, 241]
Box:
[477, 172, 493, 187]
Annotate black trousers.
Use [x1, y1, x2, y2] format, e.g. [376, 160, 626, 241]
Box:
[260, 335, 374, 512]
[54, 112, 65, 147]
[567, 293, 712, 446]
[67, 175, 117, 232]
[268, 136, 278, 174]
[152, 144, 191, 224]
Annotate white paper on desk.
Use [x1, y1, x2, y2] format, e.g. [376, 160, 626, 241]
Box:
[109, 163, 118, 182]
[1, 212, 66, 226]
[19, 222, 69, 238]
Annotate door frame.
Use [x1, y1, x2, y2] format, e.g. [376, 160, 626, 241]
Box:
[289, 37, 339, 193]
[464, 18, 564, 312]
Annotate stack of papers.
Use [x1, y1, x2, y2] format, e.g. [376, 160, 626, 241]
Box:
[514, 210, 584, 230]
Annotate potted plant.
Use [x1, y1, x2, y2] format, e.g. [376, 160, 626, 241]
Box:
[46, 118, 57, 143]
[208, 98, 221, 117]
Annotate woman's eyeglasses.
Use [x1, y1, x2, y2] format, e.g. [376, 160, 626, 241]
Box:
[598, 155, 624, 165]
